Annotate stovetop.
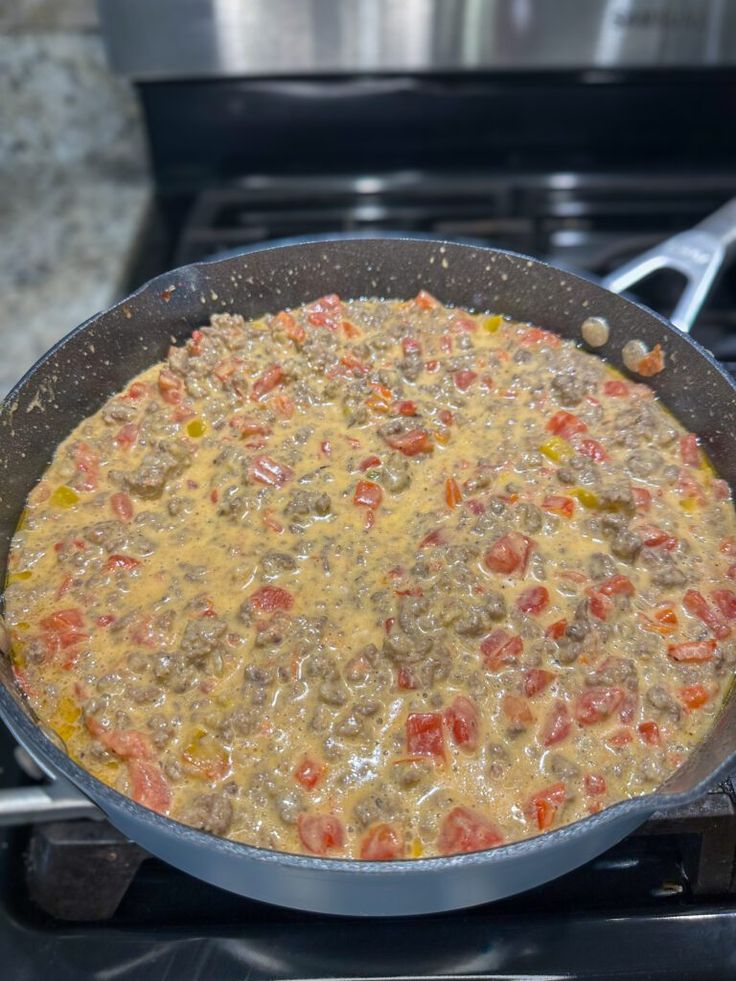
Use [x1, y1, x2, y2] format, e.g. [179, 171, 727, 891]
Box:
[10, 132, 736, 973]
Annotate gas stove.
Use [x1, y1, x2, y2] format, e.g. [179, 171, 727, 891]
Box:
[5, 5, 736, 977]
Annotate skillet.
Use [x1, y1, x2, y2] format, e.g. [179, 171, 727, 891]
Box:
[1, 201, 736, 915]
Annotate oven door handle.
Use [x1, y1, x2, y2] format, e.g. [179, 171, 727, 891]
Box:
[600, 197, 736, 333]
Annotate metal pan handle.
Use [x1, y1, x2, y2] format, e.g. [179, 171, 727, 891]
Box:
[0, 781, 100, 826]
[600, 197, 736, 334]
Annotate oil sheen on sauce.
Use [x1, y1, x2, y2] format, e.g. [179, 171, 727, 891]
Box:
[4, 292, 736, 860]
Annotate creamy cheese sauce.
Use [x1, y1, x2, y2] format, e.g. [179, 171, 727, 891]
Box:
[4, 292, 736, 860]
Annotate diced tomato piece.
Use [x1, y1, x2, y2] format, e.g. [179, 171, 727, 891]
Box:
[110, 491, 134, 522]
[519, 326, 560, 347]
[339, 355, 369, 377]
[480, 629, 523, 670]
[158, 369, 183, 404]
[484, 531, 533, 575]
[250, 585, 294, 612]
[115, 422, 139, 448]
[251, 364, 284, 401]
[711, 589, 736, 619]
[306, 294, 342, 329]
[104, 554, 140, 572]
[679, 683, 711, 710]
[294, 755, 324, 790]
[395, 400, 418, 416]
[632, 487, 652, 512]
[574, 687, 624, 725]
[667, 639, 716, 663]
[587, 590, 614, 621]
[676, 469, 706, 505]
[641, 604, 679, 635]
[584, 773, 607, 795]
[728, 564, 736, 580]
[523, 668, 555, 697]
[419, 528, 446, 548]
[96, 614, 115, 627]
[545, 620, 568, 642]
[248, 455, 294, 487]
[437, 409, 454, 426]
[274, 309, 305, 343]
[576, 438, 608, 463]
[359, 823, 405, 861]
[297, 813, 345, 855]
[464, 497, 485, 516]
[525, 783, 566, 830]
[540, 701, 572, 747]
[127, 759, 171, 814]
[516, 585, 549, 615]
[683, 589, 730, 639]
[454, 369, 478, 390]
[127, 381, 149, 399]
[638, 721, 661, 746]
[402, 336, 421, 355]
[547, 411, 587, 440]
[640, 526, 678, 550]
[444, 476, 463, 509]
[359, 455, 382, 471]
[354, 480, 382, 509]
[272, 394, 295, 419]
[634, 343, 665, 377]
[607, 728, 633, 747]
[406, 712, 445, 759]
[102, 729, 151, 759]
[40, 608, 87, 650]
[444, 696, 480, 752]
[542, 495, 574, 518]
[397, 666, 418, 690]
[41, 607, 84, 631]
[501, 694, 533, 729]
[73, 442, 99, 491]
[680, 433, 701, 467]
[597, 575, 635, 597]
[384, 428, 434, 456]
[438, 806, 503, 855]
[723, 537, 736, 554]
[603, 380, 630, 397]
[450, 315, 478, 334]
[713, 479, 731, 501]
[415, 289, 440, 311]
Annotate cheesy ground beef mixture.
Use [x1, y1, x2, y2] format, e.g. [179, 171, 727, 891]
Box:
[3, 291, 736, 861]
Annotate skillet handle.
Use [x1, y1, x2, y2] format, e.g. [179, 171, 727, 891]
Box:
[0, 781, 100, 826]
[600, 197, 736, 334]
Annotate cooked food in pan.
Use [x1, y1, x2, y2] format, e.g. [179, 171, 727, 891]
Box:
[4, 292, 735, 859]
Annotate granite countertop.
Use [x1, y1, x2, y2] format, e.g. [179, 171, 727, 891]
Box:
[0, 166, 150, 397]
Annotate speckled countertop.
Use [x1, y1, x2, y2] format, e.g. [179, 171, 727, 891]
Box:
[0, 168, 150, 398]
[0, 24, 151, 399]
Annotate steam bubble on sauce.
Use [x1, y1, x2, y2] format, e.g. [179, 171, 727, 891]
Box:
[581, 317, 609, 347]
